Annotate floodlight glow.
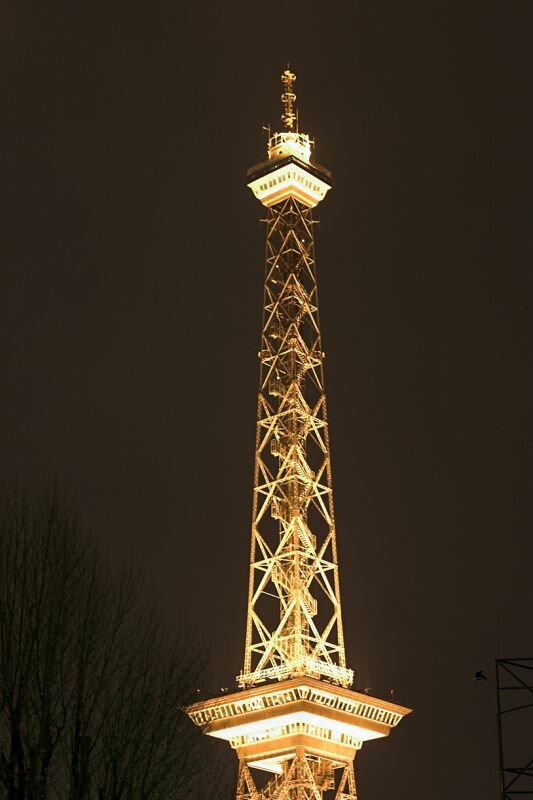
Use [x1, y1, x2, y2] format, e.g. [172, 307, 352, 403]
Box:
[208, 710, 386, 743]
[247, 163, 331, 208]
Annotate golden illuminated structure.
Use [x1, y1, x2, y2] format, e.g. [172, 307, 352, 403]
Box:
[187, 69, 411, 799]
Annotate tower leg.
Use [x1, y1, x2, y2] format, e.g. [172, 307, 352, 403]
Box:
[236, 762, 259, 800]
[335, 763, 357, 800]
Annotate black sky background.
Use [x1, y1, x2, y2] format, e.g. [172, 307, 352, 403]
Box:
[1, 1, 532, 797]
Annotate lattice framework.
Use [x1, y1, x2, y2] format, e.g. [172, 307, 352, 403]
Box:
[236, 756, 357, 800]
[239, 196, 351, 691]
[185, 69, 411, 800]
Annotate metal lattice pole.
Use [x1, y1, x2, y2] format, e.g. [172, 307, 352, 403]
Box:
[186, 68, 411, 800]
[239, 196, 349, 690]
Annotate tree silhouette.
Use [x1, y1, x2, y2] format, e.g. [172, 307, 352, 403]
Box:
[0, 484, 224, 799]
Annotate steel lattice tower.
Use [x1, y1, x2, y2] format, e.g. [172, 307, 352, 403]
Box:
[187, 69, 411, 799]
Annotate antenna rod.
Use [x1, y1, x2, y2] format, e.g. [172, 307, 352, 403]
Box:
[281, 68, 297, 130]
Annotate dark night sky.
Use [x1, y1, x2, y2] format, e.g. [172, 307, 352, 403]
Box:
[1, 1, 531, 797]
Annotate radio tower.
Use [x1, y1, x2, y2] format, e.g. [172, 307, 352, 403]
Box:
[187, 69, 411, 800]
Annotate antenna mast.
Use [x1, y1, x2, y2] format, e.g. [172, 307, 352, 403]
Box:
[186, 69, 412, 800]
[281, 68, 297, 130]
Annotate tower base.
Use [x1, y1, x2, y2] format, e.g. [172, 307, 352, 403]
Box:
[187, 676, 410, 799]
[236, 749, 357, 800]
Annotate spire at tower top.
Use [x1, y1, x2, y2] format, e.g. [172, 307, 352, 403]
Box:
[280, 67, 297, 130]
[265, 67, 313, 164]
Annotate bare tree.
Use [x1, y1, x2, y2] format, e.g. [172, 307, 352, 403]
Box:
[0, 484, 223, 800]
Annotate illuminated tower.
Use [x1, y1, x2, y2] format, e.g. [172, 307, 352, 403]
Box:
[187, 69, 411, 799]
